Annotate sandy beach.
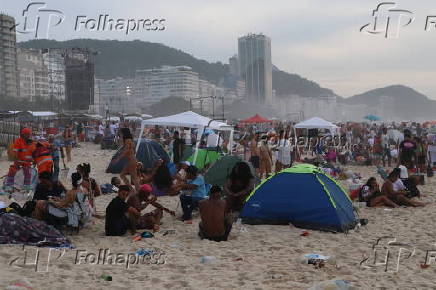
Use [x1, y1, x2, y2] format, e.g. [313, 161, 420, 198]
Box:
[1, 143, 436, 289]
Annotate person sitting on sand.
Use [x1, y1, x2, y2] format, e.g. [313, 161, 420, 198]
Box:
[140, 159, 182, 196]
[179, 165, 208, 222]
[381, 170, 425, 207]
[111, 176, 121, 190]
[105, 185, 140, 236]
[359, 177, 398, 208]
[173, 161, 190, 185]
[33, 173, 92, 228]
[33, 171, 66, 201]
[199, 185, 232, 242]
[325, 147, 337, 164]
[127, 184, 175, 233]
[391, 168, 408, 193]
[76, 163, 102, 205]
[403, 175, 421, 199]
[139, 168, 154, 185]
[100, 176, 121, 194]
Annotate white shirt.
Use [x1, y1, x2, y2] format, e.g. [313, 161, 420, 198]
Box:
[398, 165, 408, 179]
[381, 134, 389, 149]
[98, 124, 104, 135]
[184, 130, 191, 145]
[109, 124, 116, 135]
[277, 139, 292, 165]
[393, 179, 406, 192]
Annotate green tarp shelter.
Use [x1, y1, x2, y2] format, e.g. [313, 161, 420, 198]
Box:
[187, 149, 221, 170]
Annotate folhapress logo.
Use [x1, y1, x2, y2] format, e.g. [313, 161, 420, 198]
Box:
[10, 2, 166, 38]
[74, 15, 166, 35]
[12, 2, 65, 38]
[360, 2, 414, 39]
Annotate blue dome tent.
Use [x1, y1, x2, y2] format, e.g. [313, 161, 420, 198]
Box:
[241, 164, 357, 232]
[106, 139, 169, 174]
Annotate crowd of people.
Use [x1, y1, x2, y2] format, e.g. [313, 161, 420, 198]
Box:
[103, 121, 433, 239]
[3, 118, 434, 243]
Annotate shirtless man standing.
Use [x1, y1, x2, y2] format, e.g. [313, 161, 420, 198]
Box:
[249, 133, 260, 176]
[116, 128, 140, 193]
[259, 135, 272, 179]
[198, 186, 232, 242]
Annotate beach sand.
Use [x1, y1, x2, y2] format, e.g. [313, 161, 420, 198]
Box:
[1, 143, 436, 289]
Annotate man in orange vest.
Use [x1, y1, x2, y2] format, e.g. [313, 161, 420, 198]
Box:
[12, 128, 35, 185]
[33, 138, 53, 174]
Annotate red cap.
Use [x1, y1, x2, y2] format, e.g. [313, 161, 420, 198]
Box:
[139, 184, 152, 194]
[21, 128, 31, 135]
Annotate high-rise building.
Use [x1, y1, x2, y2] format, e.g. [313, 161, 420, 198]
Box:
[17, 48, 49, 101]
[64, 49, 94, 111]
[94, 78, 137, 115]
[238, 33, 273, 104]
[135, 66, 200, 108]
[0, 14, 19, 99]
[42, 49, 66, 102]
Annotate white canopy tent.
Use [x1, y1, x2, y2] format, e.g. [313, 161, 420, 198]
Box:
[293, 117, 339, 151]
[108, 116, 121, 122]
[140, 111, 230, 130]
[294, 117, 339, 131]
[137, 111, 233, 163]
[141, 114, 153, 119]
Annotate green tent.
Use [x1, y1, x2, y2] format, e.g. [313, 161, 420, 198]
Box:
[187, 149, 221, 170]
[204, 155, 242, 187]
[182, 146, 194, 161]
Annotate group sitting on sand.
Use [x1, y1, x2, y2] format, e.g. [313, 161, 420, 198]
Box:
[100, 128, 258, 241]
[104, 158, 255, 242]
[358, 168, 426, 208]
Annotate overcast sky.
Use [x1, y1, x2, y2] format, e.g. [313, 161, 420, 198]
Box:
[3, 0, 436, 98]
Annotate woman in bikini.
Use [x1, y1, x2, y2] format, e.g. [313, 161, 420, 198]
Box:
[63, 125, 73, 162]
[116, 128, 140, 193]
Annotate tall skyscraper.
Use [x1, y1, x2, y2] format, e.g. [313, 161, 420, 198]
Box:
[64, 49, 94, 111]
[238, 33, 273, 104]
[0, 14, 19, 100]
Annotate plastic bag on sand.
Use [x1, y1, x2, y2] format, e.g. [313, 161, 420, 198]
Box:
[308, 279, 350, 290]
[300, 254, 330, 264]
